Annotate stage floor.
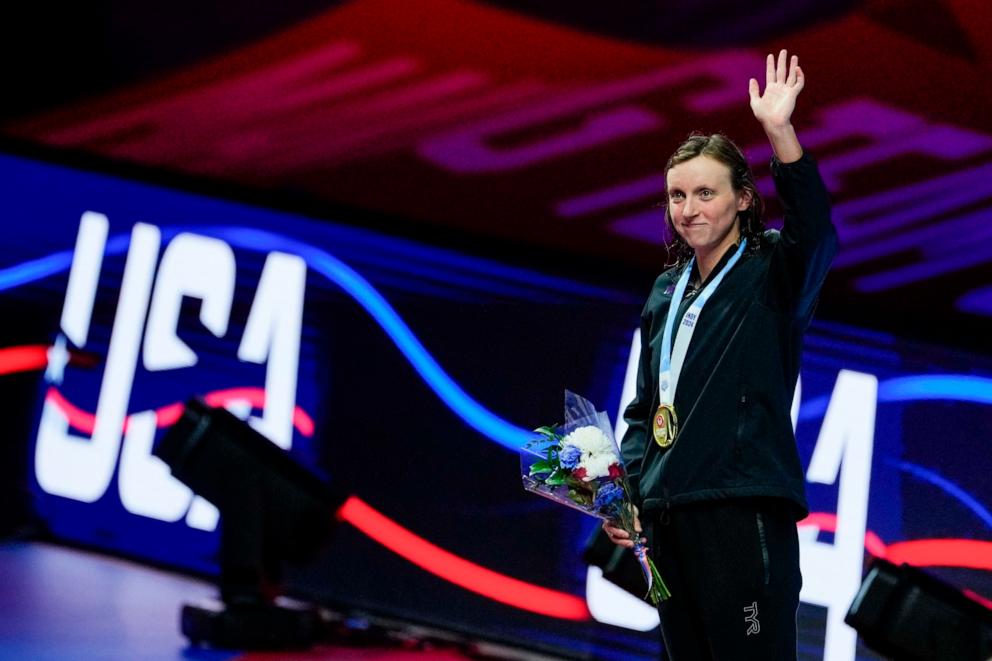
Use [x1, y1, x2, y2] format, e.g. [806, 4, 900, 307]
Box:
[0, 540, 555, 661]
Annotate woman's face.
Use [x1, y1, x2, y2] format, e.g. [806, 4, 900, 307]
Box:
[666, 155, 752, 258]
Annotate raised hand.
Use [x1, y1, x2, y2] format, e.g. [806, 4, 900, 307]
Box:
[749, 49, 804, 131]
[748, 49, 804, 163]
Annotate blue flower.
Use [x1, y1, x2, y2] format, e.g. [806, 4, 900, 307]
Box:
[593, 482, 624, 509]
[559, 444, 581, 470]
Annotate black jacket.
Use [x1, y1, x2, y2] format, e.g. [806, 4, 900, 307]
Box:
[621, 152, 837, 520]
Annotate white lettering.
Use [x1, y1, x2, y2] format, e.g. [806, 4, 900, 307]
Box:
[237, 252, 307, 449]
[118, 410, 193, 521]
[800, 370, 877, 661]
[37, 218, 307, 532]
[36, 222, 160, 502]
[60, 211, 108, 348]
[143, 233, 236, 370]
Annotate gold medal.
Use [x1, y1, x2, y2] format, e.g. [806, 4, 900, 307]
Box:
[652, 403, 678, 448]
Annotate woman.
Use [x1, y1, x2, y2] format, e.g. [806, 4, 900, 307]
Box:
[603, 50, 837, 660]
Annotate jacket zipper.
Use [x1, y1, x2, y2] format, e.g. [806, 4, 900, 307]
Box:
[736, 388, 748, 441]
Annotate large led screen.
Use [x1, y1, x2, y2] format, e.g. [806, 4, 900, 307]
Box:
[0, 151, 990, 661]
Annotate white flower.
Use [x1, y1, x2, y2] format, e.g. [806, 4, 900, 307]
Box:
[579, 452, 616, 481]
[563, 425, 615, 457]
[563, 425, 619, 481]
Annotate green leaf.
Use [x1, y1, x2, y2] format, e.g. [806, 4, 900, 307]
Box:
[564, 475, 587, 490]
[533, 425, 563, 442]
[567, 488, 593, 506]
[529, 459, 554, 475]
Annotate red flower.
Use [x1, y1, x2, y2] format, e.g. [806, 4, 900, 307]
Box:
[608, 463, 623, 479]
[573, 467, 587, 479]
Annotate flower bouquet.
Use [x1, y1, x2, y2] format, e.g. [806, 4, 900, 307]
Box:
[521, 391, 670, 604]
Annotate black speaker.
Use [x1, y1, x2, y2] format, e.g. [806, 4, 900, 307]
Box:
[845, 559, 992, 661]
[154, 398, 347, 648]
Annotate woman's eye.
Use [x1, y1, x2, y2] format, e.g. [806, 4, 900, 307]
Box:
[700, 190, 713, 198]
[670, 192, 684, 201]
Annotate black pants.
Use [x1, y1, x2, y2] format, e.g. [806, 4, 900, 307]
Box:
[650, 498, 802, 661]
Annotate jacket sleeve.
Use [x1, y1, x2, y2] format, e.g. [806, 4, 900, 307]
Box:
[620, 305, 655, 508]
[767, 152, 839, 322]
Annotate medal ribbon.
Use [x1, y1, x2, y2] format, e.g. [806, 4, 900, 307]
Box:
[659, 240, 747, 407]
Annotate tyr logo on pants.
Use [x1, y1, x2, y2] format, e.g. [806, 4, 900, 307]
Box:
[744, 601, 760, 636]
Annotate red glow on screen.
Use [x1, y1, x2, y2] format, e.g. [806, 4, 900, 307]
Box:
[337, 496, 592, 621]
[44, 386, 315, 438]
[800, 512, 992, 571]
[0, 345, 51, 376]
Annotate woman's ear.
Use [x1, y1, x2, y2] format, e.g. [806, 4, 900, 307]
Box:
[737, 188, 754, 212]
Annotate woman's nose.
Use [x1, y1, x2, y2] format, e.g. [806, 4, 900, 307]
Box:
[682, 198, 697, 217]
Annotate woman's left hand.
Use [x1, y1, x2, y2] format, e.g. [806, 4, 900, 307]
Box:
[749, 49, 804, 131]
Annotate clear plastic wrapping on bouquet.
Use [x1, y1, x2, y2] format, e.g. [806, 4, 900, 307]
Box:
[521, 392, 627, 521]
[521, 391, 670, 603]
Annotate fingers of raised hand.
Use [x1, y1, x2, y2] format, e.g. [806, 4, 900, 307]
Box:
[748, 77, 761, 102]
[777, 49, 788, 83]
[765, 50, 801, 86]
[792, 64, 805, 93]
